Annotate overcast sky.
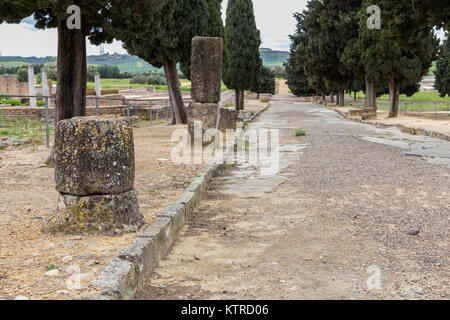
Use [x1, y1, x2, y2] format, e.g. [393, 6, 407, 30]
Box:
[0, 0, 308, 57]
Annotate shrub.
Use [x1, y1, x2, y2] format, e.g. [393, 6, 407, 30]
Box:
[130, 75, 149, 85]
[17, 68, 28, 82]
[0, 98, 21, 106]
[295, 127, 306, 136]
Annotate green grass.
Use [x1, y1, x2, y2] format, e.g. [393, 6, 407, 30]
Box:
[0, 97, 21, 106]
[85, 78, 229, 92]
[355, 91, 450, 101]
[0, 113, 50, 148]
[295, 127, 306, 136]
[347, 100, 450, 112]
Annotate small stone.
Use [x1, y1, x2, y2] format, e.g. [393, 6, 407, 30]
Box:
[15, 296, 29, 300]
[407, 229, 420, 236]
[415, 288, 424, 295]
[86, 260, 99, 267]
[63, 241, 78, 249]
[62, 255, 73, 263]
[23, 259, 35, 266]
[66, 265, 80, 274]
[159, 284, 166, 289]
[45, 269, 59, 277]
[77, 253, 94, 261]
[56, 290, 69, 295]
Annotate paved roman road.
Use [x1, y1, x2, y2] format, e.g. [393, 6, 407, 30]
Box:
[137, 95, 449, 300]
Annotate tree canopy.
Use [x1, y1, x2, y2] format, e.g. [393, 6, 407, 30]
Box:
[223, 0, 261, 110]
[122, 0, 208, 124]
[285, 12, 315, 96]
[435, 36, 450, 97]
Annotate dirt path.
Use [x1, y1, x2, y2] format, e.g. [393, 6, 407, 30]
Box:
[137, 94, 449, 300]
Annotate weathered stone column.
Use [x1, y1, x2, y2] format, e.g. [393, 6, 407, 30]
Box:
[42, 117, 144, 235]
[42, 72, 49, 97]
[27, 64, 36, 108]
[95, 74, 102, 96]
[188, 37, 237, 144]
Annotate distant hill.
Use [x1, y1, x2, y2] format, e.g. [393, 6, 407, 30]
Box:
[0, 48, 290, 73]
[259, 48, 289, 67]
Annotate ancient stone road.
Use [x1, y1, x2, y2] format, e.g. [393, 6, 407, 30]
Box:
[137, 95, 449, 300]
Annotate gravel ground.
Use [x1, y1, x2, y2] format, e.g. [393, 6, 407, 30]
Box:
[137, 95, 449, 300]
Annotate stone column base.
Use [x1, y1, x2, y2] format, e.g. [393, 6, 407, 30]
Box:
[42, 190, 144, 235]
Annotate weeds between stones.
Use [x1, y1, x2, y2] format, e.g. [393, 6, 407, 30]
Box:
[295, 127, 306, 136]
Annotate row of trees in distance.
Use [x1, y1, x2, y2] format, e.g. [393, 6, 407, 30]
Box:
[285, 0, 449, 118]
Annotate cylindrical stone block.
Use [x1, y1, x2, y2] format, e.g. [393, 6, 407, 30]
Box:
[190, 37, 223, 104]
[55, 117, 135, 196]
[42, 190, 144, 235]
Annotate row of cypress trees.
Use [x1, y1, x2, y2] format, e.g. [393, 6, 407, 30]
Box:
[285, 0, 449, 118]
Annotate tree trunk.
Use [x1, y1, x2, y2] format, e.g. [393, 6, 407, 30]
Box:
[46, 18, 87, 167]
[388, 79, 401, 118]
[354, 91, 357, 102]
[364, 80, 377, 112]
[164, 60, 187, 124]
[235, 89, 240, 111]
[239, 90, 245, 110]
[330, 92, 335, 103]
[336, 92, 340, 106]
[55, 19, 87, 122]
[321, 92, 326, 102]
[338, 90, 345, 107]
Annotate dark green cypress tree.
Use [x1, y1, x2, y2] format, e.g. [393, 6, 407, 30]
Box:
[410, 1, 449, 31]
[223, 0, 262, 110]
[285, 12, 315, 97]
[358, 0, 439, 118]
[181, 0, 225, 80]
[250, 66, 276, 96]
[435, 36, 450, 97]
[300, 0, 362, 106]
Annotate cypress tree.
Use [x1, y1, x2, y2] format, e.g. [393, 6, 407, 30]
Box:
[181, 0, 225, 80]
[285, 12, 315, 97]
[409, 1, 449, 31]
[223, 0, 262, 110]
[435, 36, 450, 97]
[358, 0, 439, 118]
[123, 0, 208, 124]
[250, 66, 276, 96]
[300, 0, 362, 106]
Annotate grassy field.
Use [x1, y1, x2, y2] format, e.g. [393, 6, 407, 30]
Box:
[86, 78, 229, 92]
[349, 91, 450, 112]
[355, 91, 450, 101]
[0, 114, 49, 148]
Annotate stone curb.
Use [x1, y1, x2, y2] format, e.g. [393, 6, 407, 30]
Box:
[320, 104, 450, 142]
[88, 165, 224, 300]
[87, 101, 271, 300]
